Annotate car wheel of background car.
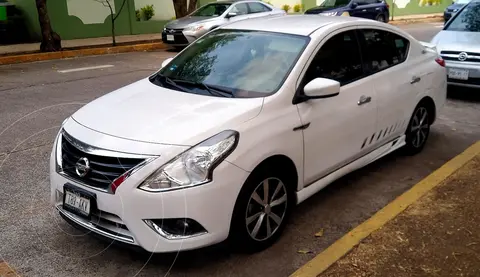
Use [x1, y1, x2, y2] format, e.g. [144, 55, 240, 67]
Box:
[376, 14, 385, 22]
[229, 164, 295, 252]
[403, 102, 431, 155]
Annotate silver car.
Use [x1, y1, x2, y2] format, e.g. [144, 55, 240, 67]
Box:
[431, 0, 480, 88]
[161, 0, 286, 47]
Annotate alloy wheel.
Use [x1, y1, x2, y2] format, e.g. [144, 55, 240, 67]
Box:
[245, 177, 288, 241]
[410, 107, 429, 148]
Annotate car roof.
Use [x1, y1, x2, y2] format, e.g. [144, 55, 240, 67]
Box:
[221, 15, 371, 36]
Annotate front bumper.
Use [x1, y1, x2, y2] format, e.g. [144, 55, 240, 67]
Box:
[444, 11, 452, 22]
[161, 29, 199, 46]
[445, 61, 480, 89]
[50, 127, 250, 253]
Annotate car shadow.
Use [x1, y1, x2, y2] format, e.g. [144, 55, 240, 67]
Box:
[447, 86, 480, 102]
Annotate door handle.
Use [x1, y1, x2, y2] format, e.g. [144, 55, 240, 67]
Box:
[358, 95, 371, 105]
[410, 76, 421, 84]
[362, 9, 367, 11]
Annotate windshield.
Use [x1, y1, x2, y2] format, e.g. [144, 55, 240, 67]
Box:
[190, 3, 231, 16]
[153, 30, 309, 98]
[455, 0, 471, 4]
[319, 0, 351, 8]
[445, 2, 480, 32]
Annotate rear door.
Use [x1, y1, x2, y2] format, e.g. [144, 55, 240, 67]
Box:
[357, 27, 415, 145]
[246, 2, 275, 18]
[350, 0, 378, 19]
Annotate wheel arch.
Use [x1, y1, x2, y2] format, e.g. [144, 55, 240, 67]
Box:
[418, 96, 436, 124]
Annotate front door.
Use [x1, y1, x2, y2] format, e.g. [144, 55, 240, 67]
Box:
[296, 29, 377, 185]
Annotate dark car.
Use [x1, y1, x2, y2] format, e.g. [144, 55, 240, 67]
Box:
[444, 0, 471, 22]
[305, 0, 390, 22]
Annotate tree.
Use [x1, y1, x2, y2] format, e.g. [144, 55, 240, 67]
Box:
[172, 0, 198, 19]
[95, 0, 127, 46]
[35, 0, 61, 52]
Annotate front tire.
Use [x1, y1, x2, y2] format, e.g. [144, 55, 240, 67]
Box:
[404, 103, 431, 155]
[229, 168, 294, 252]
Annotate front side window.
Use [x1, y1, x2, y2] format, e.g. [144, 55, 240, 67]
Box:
[248, 2, 272, 13]
[319, 0, 352, 8]
[359, 29, 410, 74]
[230, 3, 249, 15]
[191, 3, 231, 16]
[303, 30, 363, 86]
[445, 2, 480, 32]
[153, 30, 309, 98]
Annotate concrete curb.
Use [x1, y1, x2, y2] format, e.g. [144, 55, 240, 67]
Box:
[0, 42, 167, 65]
[291, 140, 480, 277]
[389, 15, 443, 25]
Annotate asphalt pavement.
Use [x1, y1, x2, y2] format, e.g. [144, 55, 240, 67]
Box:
[1, 22, 479, 277]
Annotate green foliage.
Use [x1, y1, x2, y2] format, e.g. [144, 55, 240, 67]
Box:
[293, 3, 302, 12]
[281, 4, 291, 12]
[141, 4, 155, 21]
[135, 9, 141, 21]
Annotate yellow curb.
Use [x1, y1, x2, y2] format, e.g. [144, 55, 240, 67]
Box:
[291, 140, 480, 277]
[389, 16, 443, 25]
[0, 42, 167, 65]
[0, 261, 20, 277]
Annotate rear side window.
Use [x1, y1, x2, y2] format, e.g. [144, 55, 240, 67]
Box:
[248, 2, 272, 13]
[358, 29, 410, 74]
[304, 30, 364, 86]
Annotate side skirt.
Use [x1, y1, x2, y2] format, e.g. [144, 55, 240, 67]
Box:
[296, 135, 406, 205]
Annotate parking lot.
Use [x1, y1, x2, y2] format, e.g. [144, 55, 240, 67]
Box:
[1, 22, 479, 277]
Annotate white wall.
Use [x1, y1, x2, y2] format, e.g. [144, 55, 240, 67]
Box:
[66, 0, 115, 24]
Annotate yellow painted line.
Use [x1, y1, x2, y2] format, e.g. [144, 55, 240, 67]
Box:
[0, 42, 167, 65]
[0, 261, 20, 277]
[291, 140, 480, 277]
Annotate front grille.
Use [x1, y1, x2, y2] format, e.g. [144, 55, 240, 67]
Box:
[441, 51, 480, 63]
[162, 29, 189, 44]
[60, 133, 144, 190]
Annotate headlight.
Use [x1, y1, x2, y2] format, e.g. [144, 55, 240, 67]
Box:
[139, 130, 239, 192]
[322, 12, 338, 16]
[184, 24, 205, 32]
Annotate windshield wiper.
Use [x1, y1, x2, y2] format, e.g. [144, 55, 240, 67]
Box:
[172, 79, 235, 98]
[152, 73, 191, 92]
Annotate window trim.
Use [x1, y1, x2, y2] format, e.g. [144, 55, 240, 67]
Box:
[356, 27, 411, 77]
[293, 27, 366, 105]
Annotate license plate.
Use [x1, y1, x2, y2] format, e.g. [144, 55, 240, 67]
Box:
[63, 184, 96, 218]
[448, 68, 469, 80]
[167, 35, 174, 41]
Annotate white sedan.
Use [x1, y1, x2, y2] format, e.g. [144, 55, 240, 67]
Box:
[50, 15, 447, 253]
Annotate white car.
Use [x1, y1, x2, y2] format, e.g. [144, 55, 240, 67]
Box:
[50, 15, 447, 253]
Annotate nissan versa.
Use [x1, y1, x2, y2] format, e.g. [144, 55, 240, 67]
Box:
[51, 16, 446, 253]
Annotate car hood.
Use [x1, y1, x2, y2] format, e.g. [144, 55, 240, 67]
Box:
[432, 30, 480, 53]
[71, 78, 263, 146]
[165, 16, 219, 29]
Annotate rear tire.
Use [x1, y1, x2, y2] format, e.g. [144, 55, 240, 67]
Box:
[229, 166, 294, 252]
[403, 103, 431, 155]
[376, 14, 386, 22]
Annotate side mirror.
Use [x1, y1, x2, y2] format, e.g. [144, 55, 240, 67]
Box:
[293, 78, 340, 104]
[351, 2, 358, 8]
[226, 12, 237, 18]
[161, 57, 173, 69]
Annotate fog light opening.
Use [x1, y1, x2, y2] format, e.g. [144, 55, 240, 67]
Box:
[144, 218, 207, 240]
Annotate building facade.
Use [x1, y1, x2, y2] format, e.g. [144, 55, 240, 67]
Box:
[9, 0, 448, 41]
